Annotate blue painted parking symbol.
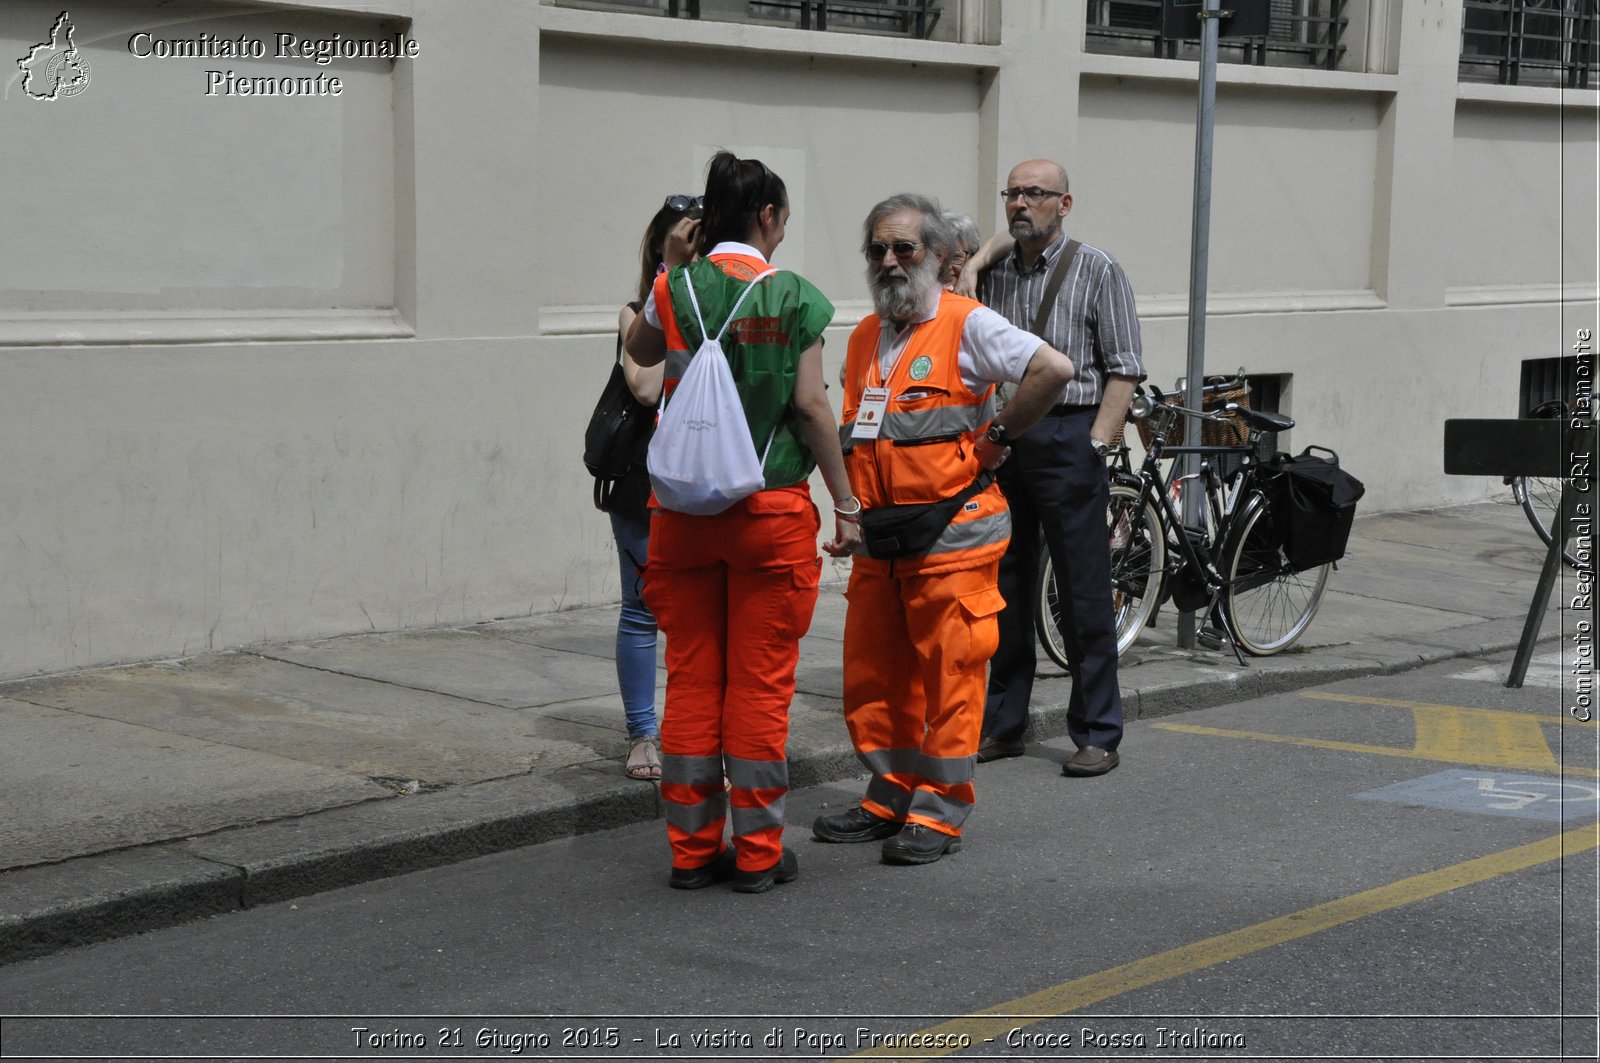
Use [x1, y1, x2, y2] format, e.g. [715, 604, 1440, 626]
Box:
[1355, 770, 1600, 822]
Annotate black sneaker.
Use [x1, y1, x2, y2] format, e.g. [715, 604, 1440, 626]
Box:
[668, 848, 736, 890]
[731, 848, 799, 894]
[881, 824, 961, 865]
[812, 806, 902, 843]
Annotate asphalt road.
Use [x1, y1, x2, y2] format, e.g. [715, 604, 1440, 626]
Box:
[2, 649, 1595, 1063]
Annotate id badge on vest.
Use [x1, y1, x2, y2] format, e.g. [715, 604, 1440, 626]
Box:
[852, 386, 892, 440]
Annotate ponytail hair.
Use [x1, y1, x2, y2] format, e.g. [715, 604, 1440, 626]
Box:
[698, 150, 787, 254]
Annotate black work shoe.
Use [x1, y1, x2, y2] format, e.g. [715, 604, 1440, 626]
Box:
[977, 736, 1026, 763]
[812, 806, 902, 843]
[731, 848, 799, 894]
[881, 824, 961, 865]
[668, 848, 736, 890]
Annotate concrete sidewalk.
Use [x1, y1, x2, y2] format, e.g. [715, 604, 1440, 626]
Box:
[0, 501, 1579, 964]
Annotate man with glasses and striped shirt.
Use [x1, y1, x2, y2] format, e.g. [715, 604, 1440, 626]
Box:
[974, 158, 1145, 778]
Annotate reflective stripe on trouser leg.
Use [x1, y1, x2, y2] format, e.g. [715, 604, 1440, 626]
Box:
[726, 754, 787, 870]
[854, 561, 998, 836]
[660, 748, 727, 867]
[644, 527, 731, 872]
[722, 549, 817, 871]
[900, 562, 999, 834]
[843, 563, 924, 824]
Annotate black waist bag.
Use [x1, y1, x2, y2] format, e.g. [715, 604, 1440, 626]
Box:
[1264, 446, 1365, 571]
[860, 472, 994, 560]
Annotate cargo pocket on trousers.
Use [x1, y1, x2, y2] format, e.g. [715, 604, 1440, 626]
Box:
[780, 557, 823, 642]
[948, 584, 1005, 675]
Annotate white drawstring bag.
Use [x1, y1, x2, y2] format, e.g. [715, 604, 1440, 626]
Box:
[648, 268, 778, 515]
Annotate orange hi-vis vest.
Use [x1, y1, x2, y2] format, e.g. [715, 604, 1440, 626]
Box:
[841, 291, 1011, 572]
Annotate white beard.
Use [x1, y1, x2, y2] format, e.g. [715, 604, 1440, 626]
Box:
[868, 255, 941, 324]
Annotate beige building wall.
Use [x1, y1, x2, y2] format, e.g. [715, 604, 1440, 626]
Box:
[1, 0, 1594, 678]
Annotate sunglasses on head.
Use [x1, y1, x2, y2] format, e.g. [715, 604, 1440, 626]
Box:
[866, 241, 923, 261]
[664, 194, 703, 213]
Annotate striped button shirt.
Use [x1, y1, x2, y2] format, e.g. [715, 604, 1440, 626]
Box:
[979, 231, 1145, 407]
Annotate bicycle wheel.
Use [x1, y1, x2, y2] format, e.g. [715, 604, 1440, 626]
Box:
[1034, 482, 1165, 667]
[1222, 496, 1329, 656]
[1512, 475, 1581, 568]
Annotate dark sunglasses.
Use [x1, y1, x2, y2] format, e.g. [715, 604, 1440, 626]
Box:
[664, 194, 703, 213]
[866, 241, 923, 261]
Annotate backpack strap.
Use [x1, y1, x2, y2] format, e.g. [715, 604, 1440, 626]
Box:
[680, 267, 779, 347]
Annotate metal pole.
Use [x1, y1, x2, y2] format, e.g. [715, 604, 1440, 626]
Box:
[1177, 0, 1220, 649]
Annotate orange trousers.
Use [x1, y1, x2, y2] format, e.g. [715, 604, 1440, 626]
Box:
[643, 487, 821, 873]
[841, 558, 1005, 836]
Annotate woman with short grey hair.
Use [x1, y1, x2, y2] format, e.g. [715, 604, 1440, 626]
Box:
[941, 211, 983, 289]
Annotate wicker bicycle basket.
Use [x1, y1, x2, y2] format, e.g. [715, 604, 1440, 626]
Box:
[1134, 376, 1251, 449]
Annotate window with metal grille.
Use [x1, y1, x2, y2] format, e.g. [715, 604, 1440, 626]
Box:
[552, 0, 945, 40]
[1085, 0, 1350, 71]
[1459, 0, 1597, 87]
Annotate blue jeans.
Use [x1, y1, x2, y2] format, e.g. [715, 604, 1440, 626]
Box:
[610, 511, 660, 739]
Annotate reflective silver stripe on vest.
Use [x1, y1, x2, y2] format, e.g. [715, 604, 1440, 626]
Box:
[926, 507, 1011, 556]
[665, 791, 728, 835]
[725, 755, 788, 792]
[859, 746, 923, 779]
[839, 405, 986, 448]
[860, 745, 974, 785]
[731, 798, 786, 838]
[908, 787, 975, 830]
[662, 753, 724, 787]
[665, 349, 693, 382]
[865, 774, 913, 819]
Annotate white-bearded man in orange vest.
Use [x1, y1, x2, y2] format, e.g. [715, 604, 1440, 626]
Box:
[813, 194, 1074, 865]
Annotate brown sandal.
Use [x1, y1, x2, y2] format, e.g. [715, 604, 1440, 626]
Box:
[625, 737, 661, 781]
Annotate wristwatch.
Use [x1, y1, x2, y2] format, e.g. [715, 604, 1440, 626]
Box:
[1091, 438, 1112, 458]
[986, 423, 1011, 447]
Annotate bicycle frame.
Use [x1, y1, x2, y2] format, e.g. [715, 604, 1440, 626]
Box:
[1122, 399, 1266, 665]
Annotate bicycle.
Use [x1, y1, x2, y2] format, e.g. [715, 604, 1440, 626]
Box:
[1507, 398, 1582, 569]
[1035, 382, 1333, 666]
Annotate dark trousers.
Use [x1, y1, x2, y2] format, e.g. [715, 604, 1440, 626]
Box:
[983, 407, 1124, 750]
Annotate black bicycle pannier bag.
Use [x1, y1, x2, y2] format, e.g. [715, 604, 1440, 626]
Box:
[860, 472, 995, 560]
[1264, 446, 1365, 570]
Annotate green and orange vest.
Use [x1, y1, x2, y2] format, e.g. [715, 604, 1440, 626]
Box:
[655, 254, 834, 491]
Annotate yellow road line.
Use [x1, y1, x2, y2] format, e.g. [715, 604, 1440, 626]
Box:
[1304, 690, 1597, 727]
[1305, 692, 1563, 772]
[843, 825, 1599, 1061]
[1151, 722, 1600, 779]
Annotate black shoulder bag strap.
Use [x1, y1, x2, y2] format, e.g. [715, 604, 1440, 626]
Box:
[615, 299, 644, 363]
[1030, 238, 1080, 339]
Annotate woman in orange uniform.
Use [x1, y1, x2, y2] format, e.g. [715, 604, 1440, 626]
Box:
[625, 152, 860, 893]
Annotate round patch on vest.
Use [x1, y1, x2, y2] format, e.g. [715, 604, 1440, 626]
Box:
[908, 355, 933, 381]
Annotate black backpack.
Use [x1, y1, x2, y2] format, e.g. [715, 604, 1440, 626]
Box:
[583, 305, 656, 514]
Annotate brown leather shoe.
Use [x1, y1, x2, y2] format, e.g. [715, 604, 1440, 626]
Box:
[1062, 745, 1120, 777]
[976, 737, 1026, 763]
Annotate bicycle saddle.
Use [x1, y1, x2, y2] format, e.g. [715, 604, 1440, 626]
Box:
[1230, 406, 1295, 433]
